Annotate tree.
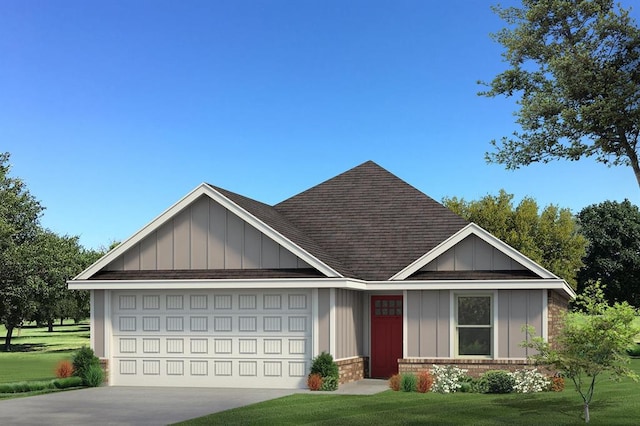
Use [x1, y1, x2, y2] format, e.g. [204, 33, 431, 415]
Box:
[481, 0, 640, 187]
[577, 200, 640, 306]
[443, 190, 587, 288]
[0, 152, 44, 350]
[523, 282, 639, 423]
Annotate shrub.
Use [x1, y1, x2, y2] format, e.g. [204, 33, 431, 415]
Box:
[550, 375, 565, 392]
[400, 373, 417, 392]
[73, 346, 100, 381]
[388, 374, 401, 391]
[510, 369, 549, 393]
[53, 376, 84, 389]
[416, 371, 433, 393]
[626, 343, 640, 357]
[84, 365, 104, 387]
[483, 370, 515, 394]
[430, 365, 467, 393]
[310, 352, 339, 391]
[307, 373, 323, 391]
[55, 360, 74, 378]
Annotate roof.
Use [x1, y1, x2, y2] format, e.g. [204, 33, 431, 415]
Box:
[274, 161, 469, 280]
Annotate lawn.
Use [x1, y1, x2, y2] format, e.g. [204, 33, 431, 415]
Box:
[0, 322, 89, 383]
[176, 359, 640, 426]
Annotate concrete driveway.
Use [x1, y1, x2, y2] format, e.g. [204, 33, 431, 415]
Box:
[0, 386, 299, 425]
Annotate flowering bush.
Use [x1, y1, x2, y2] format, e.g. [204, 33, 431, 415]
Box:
[510, 368, 549, 393]
[430, 365, 467, 393]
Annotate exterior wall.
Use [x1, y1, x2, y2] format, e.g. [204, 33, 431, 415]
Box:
[93, 290, 106, 358]
[317, 289, 330, 354]
[406, 290, 451, 358]
[105, 195, 310, 271]
[548, 290, 570, 349]
[399, 358, 531, 378]
[497, 290, 544, 358]
[335, 289, 364, 359]
[336, 357, 369, 384]
[422, 235, 526, 271]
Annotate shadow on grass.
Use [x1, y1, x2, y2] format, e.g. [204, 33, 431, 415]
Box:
[493, 393, 618, 423]
[0, 343, 47, 353]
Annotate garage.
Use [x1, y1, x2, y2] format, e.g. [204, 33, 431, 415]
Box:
[109, 289, 312, 388]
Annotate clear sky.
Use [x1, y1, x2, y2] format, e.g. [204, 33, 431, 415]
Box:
[2, 0, 638, 250]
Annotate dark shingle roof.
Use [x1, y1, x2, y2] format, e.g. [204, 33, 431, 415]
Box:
[274, 161, 469, 280]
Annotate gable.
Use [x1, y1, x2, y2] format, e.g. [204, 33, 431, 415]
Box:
[103, 195, 312, 272]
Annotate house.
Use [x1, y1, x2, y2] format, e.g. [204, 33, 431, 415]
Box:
[69, 161, 575, 388]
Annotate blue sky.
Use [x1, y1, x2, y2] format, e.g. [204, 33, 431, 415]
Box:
[2, 0, 638, 250]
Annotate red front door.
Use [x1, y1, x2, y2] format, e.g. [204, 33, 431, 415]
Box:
[370, 295, 403, 378]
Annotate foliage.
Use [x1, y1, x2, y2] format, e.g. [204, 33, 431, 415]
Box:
[307, 373, 323, 391]
[510, 368, 549, 393]
[400, 373, 417, 392]
[550, 375, 566, 392]
[72, 346, 100, 384]
[388, 374, 401, 391]
[443, 190, 586, 287]
[577, 200, 640, 306]
[481, 0, 640, 187]
[416, 371, 433, 393]
[55, 360, 74, 378]
[84, 364, 104, 387]
[483, 370, 515, 394]
[430, 365, 467, 393]
[0, 376, 83, 394]
[627, 343, 640, 357]
[523, 282, 640, 422]
[309, 352, 339, 391]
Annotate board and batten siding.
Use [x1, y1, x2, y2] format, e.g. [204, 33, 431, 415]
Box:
[421, 235, 526, 271]
[105, 195, 311, 271]
[92, 290, 106, 358]
[334, 289, 364, 359]
[406, 290, 451, 358]
[497, 289, 544, 358]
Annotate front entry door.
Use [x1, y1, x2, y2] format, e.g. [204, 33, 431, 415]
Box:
[370, 295, 403, 378]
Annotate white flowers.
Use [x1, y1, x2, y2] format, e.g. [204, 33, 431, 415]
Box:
[430, 365, 467, 393]
[509, 368, 550, 393]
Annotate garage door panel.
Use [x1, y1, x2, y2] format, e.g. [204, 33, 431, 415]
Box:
[111, 290, 311, 388]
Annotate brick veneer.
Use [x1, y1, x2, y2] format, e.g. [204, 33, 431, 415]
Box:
[548, 290, 570, 349]
[398, 358, 533, 377]
[99, 358, 109, 384]
[336, 357, 369, 384]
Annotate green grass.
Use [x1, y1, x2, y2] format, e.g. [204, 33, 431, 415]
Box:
[0, 322, 89, 383]
[176, 359, 640, 426]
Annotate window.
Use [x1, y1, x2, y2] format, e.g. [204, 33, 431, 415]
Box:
[455, 295, 492, 357]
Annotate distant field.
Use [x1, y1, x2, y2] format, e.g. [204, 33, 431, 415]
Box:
[0, 322, 90, 383]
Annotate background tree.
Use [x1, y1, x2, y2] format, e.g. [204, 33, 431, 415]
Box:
[524, 282, 639, 423]
[481, 0, 640, 187]
[0, 152, 43, 350]
[443, 190, 587, 287]
[577, 200, 640, 306]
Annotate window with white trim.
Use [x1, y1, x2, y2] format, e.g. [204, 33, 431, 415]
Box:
[455, 294, 492, 357]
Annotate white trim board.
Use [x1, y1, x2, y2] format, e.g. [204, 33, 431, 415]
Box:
[390, 223, 560, 281]
[74, 183, 342, 281]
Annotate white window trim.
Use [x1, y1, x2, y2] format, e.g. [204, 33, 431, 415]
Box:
[451, 291, 497, 359]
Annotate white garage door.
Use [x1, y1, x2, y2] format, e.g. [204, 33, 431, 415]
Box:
[110, 289, 312, 388]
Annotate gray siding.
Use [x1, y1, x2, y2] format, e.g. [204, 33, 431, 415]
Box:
[318, 289, 330, 354]
[406, 290, 451, 357]
[497, 290, 544, 358]
[105, 195, 311, 271]
[93, 290, 105, 358]
[335, 289, 364, 359]
[422, 235, 526, 271]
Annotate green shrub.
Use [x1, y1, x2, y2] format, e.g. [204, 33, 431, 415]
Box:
[626, 343, 640, 357]
[73, 346, 100, 385]
[400, 373, 417, 392]
[53, 376, 84, 389]
[310, 352, 339, 391]
[483, 370, 515, 394]
[84, 365, 104, 387]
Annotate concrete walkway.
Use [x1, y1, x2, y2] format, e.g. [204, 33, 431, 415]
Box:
[0, 380, 388, 426]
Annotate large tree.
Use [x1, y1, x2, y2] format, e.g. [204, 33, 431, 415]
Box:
[0, 152, 43, 350]
[443, 190, 587, 287]
[577, 199, 640, 306]
[481, 0, 640, 187]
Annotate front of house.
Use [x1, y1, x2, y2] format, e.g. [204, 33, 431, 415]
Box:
[69, 161, 574, 388]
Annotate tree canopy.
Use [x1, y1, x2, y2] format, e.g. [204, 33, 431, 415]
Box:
[443, 190, 587, 288]
[577, 199, 640, 306]
[482, 0, 640, 187]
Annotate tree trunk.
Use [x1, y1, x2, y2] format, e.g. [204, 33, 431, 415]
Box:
[4, 326, 14, 352]
[584, 403, 590, 423]
[620, 133, 640, 189]
[60, 317, 64, 326]
[47, 319, 54, 333]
